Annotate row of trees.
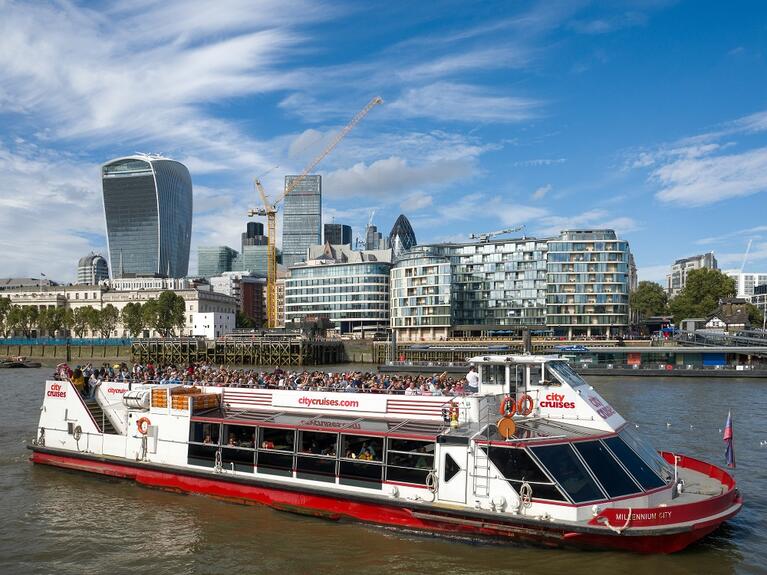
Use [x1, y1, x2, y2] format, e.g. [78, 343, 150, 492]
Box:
[0, 291, 187, 338]
[630, 268, 764, 325]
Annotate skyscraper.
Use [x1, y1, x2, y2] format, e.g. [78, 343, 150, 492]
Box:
[389, 214, 417, 256]
[198, 246, 239, 278]
[102, 154, 193, 278]
[282, 175, 321, 267]
[76, 253, 109, 284]
[324, 223, 352, 245]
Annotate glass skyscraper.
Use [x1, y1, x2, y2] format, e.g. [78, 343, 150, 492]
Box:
[389, 214, 417, 256]
[324, 223, 352, 245]
[282, 175, 321, 267]
[198, 246, 239, 278]
[102, 155, 193, 278]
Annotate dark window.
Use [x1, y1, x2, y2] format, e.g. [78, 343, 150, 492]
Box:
[300, 431, 338, 456]
[258, 451, 293, 477]
[574, 441, 641, 498]
[508, 481, 566, 502]
[386, 438, 434, 485]
[296, 456, 336, 483]
[189, 422, 220, 444]
[531, 444, 605, 503]
[339, 460, 383, 489]
[260, 428, 295, 452]
[481, 446, 566, 502]
[224, 425, 256, 448]
[603, 436, 665, 490]
[444, 453, 460, 483]
[187, 422, 220, 468]
[341, 434, 383, 461]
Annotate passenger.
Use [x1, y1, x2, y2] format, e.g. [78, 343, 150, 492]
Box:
[227, 433, 237, 447]
[261, 440, 275, 449]
[358, 448, 373, 461]
[71, 367, 86, 395]
[465, 366, 480, 394]
[203, 434, 213, 444]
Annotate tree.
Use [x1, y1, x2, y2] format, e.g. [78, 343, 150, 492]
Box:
[630, 281, 668, 321]
[7, 305, 38, 337]
[236, 310, 255, 329]
[0, 297, 12, 337]
[121, 302, 145, 337]
[144, 292, 186, 336]
[95, 304, 120, 338]
[747, 303, 764, 328]
[669, 268, 737, 323]
[71, 306, 97, 338]
[38, 307, 67, 337]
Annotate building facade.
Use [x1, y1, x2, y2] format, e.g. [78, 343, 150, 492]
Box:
[389, 214, 417, 256]
[324, 223, 352, 246]
[76, 254, 109, 285]
[546, 230, 631, 338]
[365, 224, 389, 250]
[102, 155, 193, 278]
[209, 271, 267, 327]
[749, 284, 767, 329]
[666, 252, 717, 296]
[724, 271, 767, 298]
[198, 246, 239, 278]
[390, 250, 451, 341]
[282, 175, 321, 267]
[285, 244, 392, 334]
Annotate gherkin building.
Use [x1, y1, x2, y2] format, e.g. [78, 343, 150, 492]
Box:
[389, 214, 417, 256]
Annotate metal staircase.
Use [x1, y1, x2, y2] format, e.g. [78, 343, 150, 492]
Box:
[471, 398, 492, 498]
[84, 398, 118, 435]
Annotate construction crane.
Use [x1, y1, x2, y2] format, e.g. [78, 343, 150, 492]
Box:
[469, 225, 526, 243]
[248, 96, 383, 328]
[741, 239, 753, 273]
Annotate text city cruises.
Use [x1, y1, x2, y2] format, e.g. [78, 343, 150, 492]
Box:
[29, 355, 742, 553]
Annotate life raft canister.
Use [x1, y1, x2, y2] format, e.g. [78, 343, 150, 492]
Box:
[499, 395, 517, 416]
[516, 394, 534, 416]
[136, 416, 151, 435]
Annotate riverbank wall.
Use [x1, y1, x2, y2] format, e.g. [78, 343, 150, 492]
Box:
[0, 343, 130, 366]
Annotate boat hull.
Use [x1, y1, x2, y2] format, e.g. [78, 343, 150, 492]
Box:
[29, 447, 740, 554]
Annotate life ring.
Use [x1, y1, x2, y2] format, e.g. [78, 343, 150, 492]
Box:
[136, 417, 151, 435]
[516, 394, 534, 416]
[499, 395, 517, 416]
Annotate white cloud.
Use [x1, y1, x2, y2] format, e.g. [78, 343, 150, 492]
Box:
[714, 242, 767, 268]
[637, 265, 669, 284]
[400, 191, 433, 212]
[531, 184, 552, 200]
[512, 158, 567, 167]
[534, 209, 640, 237]
[388, 83, 541, 123]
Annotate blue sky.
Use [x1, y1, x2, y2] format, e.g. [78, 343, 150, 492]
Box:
[1, 0, 766, 283]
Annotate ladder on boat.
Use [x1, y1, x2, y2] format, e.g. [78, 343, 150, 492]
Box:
[471, 397, 492, 498]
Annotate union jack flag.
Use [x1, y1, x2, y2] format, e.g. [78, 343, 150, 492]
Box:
[723, 410, 735, 469]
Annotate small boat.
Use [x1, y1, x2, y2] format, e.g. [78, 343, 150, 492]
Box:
[0, 357, 41, 368]
[28, 354, 741, 553]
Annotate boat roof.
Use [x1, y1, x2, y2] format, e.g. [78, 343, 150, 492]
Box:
[466, 353, 562, 364]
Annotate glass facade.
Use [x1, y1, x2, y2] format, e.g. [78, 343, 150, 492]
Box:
[102, 156, 192, 278]
[324, 223, 352, 245]
[282, 175, 321, 267]
[545, 230, 630, 336]
[233, 245, 270, 277]
[76, 254, 109, 285]
[285, 262, 391, 333]
[198, 246, 239, 278]
[389, 214, 417, 256]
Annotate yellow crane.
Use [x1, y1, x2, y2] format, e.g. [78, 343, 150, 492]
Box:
[249, 96, 383, 328]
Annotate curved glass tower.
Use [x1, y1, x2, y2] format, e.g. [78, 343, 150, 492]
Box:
[389, 214, 417, 256]
[102, 155, 193, 278]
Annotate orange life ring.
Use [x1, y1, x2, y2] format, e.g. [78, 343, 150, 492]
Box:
[136, 416, 151, 435]
[516, 394, 534, 416]
[499, 395, 517, 416]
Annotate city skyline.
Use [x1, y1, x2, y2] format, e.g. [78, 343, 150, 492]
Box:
[1, 1, 767, 283]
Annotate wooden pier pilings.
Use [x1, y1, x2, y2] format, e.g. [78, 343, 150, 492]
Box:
[131, 337, 344, 367]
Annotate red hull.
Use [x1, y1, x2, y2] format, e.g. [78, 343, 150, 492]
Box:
[29, 449, 738, 553]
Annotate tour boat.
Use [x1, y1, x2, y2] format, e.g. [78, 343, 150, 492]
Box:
[28, 355, 741, 553]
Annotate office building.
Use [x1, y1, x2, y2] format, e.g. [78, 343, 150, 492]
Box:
[242, 222, 268, 247]
[285, 243, 393, 334]
[76, 253, 109, 285]
[389, 214, 417, 256]
[749, 284, 767, 329]
[282, 175, 321, 267]
[724, 271, 767, 298]
[666, 252, 718, 296]
[365, 224, 389, 250]
[210, 271, 267, 327]
[101, 154, 193, 278]
[198, 246, 239, 278]
[546, 230, 631, 338]
[324, 223, 352, 246]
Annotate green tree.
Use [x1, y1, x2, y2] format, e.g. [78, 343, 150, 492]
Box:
[121, 302, 145, 337]
[8, 305, 38, 337]
[95, 304, 120, 338]
[236, 310, 255, 329]
[71, 306, 97, 338]
[630, 281, 668, 321]
[669, 268, 737, 323]
[143, 292, 186, 336]
[38, 307, 67, 337]
[747, 303, 764, 328]
[0, 297, 12, 337]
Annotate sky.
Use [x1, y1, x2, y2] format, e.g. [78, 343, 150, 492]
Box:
[1, 0, 766, 283]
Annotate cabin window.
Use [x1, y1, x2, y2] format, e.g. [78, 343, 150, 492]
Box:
[187, 422, 220, 468]
[531, 444, 606, 503]
[221, 424, 256, 472]
[339, 434, 384, 489]
[257, 427, 295, 477]
[386, 438, 434, 485]
[573, 441, 642, 497]
[482, 364, 505, 387]
[481, 446, 567, 502]
[444, 453, 460, 483]
[296, 431, 338, 482]
[603, 436, 666, 490]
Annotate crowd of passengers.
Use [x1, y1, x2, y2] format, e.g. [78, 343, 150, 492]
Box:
[55, 361, 479, 398]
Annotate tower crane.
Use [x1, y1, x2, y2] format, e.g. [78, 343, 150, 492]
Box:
[469, 225, 526, 243]
[248, 96, 383, 328]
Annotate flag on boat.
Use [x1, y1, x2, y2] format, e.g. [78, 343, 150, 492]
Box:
[723, 410, 735, 469]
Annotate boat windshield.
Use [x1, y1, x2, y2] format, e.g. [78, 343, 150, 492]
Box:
[547, 361, 587, 388]
[619, 426, 674, 482]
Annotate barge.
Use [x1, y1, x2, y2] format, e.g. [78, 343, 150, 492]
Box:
[29, 354, 741, 553]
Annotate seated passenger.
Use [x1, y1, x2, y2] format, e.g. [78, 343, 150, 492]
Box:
[227, 433, 237, 447]
[203, 434, 213, 444]
[261, 440, 275, 449]
[358, 448, 373, 461]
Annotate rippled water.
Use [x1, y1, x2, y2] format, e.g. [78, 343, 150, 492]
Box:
[1, 368, 765, 574]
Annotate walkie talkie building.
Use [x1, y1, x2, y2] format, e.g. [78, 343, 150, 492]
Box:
[101, 155, 193, 278]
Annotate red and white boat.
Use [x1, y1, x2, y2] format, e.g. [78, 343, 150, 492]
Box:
[29, 355, 741, 553]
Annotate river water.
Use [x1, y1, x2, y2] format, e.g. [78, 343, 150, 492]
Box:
[1, 368, 765, 574]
